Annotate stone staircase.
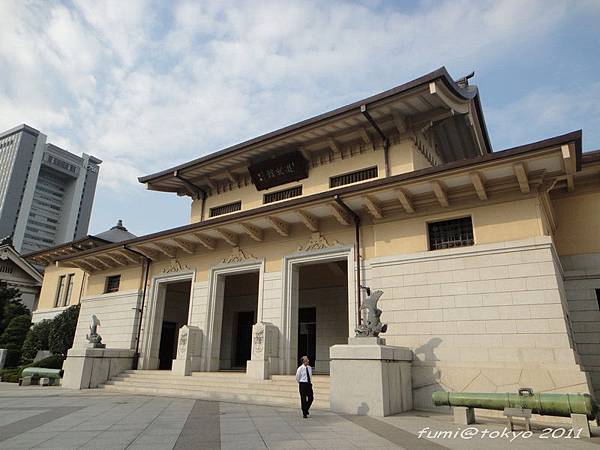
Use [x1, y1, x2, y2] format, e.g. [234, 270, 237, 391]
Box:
[99, 370, 330, 409]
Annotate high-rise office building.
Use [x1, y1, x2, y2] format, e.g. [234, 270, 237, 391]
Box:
[0, 124, 101, 253]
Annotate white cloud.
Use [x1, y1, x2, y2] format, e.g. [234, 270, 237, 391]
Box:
[0, 0, 598, 199]
[487, 82, 600, 150]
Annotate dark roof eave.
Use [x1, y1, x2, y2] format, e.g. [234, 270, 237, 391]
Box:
[138, 67, 486, 185]
[22, 235, 111, 260]
[58, 130, 582, 264]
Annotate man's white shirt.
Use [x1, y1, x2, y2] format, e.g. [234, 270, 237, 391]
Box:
[296, 364, 312, 383]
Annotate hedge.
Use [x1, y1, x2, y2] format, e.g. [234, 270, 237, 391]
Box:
[0, 354, 64, 383]
[0, 314, 31, 367]
[48, 304, 80, 356]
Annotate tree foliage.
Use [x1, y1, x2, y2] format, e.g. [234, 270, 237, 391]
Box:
[21, 319, 52, 362]
[48, 304, 80, 356]
[0, 282, 29, 336]
[0, 314, 31, 367]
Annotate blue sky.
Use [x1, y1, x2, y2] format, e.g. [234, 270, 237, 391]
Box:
[1, 0, 599, 238]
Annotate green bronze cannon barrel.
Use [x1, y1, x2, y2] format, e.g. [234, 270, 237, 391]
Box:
[432, 390, 598, 420]
[21, 367, 62, 380]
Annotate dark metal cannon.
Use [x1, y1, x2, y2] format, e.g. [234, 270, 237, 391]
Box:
[432, 389, 598, 420]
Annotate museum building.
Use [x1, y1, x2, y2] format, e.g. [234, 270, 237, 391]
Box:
[26, 68, 600, 411]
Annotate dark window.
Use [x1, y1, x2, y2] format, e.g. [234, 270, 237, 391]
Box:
[264, 186, 302, 204]
[63, 274, 75, 306]
[330, 166, 378, 188]
[210, 201, 241, 217]
[55, 275, 66, 307]
[105, 275, 121, 293]
[596, 289, 600, 310]
[428, 217, 474, 251]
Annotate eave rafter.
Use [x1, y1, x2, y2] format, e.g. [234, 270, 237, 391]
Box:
[240, 223, 263, 242]
[117, 250, 141, 264]
[72, 260, 94, 272]
[513, 163, 530, 193]
[431, 180, 449, 207]
[130, 245, 160, 261]
[215, 228, 238, 246]
[153, 242, 178, 258]
[172, 237, 196, 254]
[268, 216, 289, 237]
[363, 195, 383, 219]
[297, 210, 318, 232]
[82, 257, 104, 271]
[429, 81, 469, 114]
[328, 138, 342, 159]
[193, 233, 216, 250]
[360, 128, 374, 151]
[470, 172, 488, 200]
[396, 188, 415, 213]
[561, 144, 576, 191]
[329, 203, 352, 226]
[97, 254, 125, 267]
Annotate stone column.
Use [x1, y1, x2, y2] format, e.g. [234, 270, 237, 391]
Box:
[246, 322, 279, 380]
[330, 337, 413, 416]
[171, 325, 202, 376]
[0, 348, 7, 369]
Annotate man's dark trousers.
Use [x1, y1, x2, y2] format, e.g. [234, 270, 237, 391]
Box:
[299, 382, 313, 416]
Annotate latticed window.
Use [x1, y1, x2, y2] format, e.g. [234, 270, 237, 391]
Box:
[428, 217, 474, 251]
[330, 166, 378, 188]
[210, 201, 241, 217]
[264, 186, 302, 204]
[105, 275, 121, 293]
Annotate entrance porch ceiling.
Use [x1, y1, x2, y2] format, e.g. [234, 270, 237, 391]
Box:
[57, 137, 580, 271]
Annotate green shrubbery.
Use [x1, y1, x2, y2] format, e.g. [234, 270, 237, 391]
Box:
[0, 314, 31, 368]
[0, 285, 80, 381]
[21, 319, 53, 362]
[48, 305, 80, 356]
[0, 354, 64, 383]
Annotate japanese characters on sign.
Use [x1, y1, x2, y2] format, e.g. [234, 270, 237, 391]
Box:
[248, 151, 308, 190]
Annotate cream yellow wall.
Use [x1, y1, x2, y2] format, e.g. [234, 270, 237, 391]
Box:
[190, 140, 424, 223]
[37, 265, 86, 310]
[373, 197, 543, 257]
[85, 266, 144, 297]
[553, 191, 600, 256]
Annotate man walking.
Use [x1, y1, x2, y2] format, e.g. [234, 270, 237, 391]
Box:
[296, 355, 313, 418]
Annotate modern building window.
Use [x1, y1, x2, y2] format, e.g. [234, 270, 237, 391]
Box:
[210, 201, 242, 217]
[63, 273, 75, 306]
[264, 186, 302, 204]
[428, 217, 474, 251]
[55, 275, 66, 307]
[105, 275, 121, 293]
[330, 166, 378, 188]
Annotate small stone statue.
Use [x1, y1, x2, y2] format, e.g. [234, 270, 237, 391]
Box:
[86, 315, 105, 348]
[355, 287, 388, 337]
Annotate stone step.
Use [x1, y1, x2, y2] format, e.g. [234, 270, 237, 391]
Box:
[110, 375, 331, 394]
[99, 384, 330, 410]
[115, 372, 330, 388]
[105, 380, 329, 402]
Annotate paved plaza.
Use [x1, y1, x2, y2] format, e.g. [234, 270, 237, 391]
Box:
[2, 383, 600, 449]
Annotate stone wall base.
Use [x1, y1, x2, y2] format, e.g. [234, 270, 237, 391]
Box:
[330, 340, 413, 416]
[62, 348, 135, 389]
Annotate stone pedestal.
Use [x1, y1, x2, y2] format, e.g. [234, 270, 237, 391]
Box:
[172, 326, 202, 376]
[62, 348, 135, 389]
[247, 322, 279, 380]
[330, 338, 413, 417]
